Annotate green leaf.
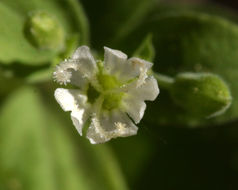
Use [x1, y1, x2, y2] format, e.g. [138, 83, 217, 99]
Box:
[109, 132, 156, 186]
[0, 0, 88, 65]
[117, 12, 238, 127]
[25, 66, 53, 83]
[0, 34, 80, 85]
[0, 87, 57, 190]
[0, 68, 22, 98]
[133, 34, 155, 62]
[81, 0, 156, 49]
[0, 86, 128, 190]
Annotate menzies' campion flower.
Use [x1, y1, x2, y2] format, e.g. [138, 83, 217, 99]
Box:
[53, 46, 159, 144]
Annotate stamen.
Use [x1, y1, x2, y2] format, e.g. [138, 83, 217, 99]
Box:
[53, 60, 78, 85]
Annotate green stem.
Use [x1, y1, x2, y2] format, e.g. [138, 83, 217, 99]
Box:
[152, 71, 174, 90]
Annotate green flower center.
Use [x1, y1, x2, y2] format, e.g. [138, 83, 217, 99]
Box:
[102, 92, 124, 111]
[86, 68, 124, 111]
[97, 73, 121, 90]
[87, 84, 100, 104]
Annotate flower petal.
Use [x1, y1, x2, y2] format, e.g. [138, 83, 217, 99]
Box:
[128, 76, 159, 101]
[86, 117, 109, 144]
[104, 47, 152, 84]
[124, 57, 152, 79]
[71, 109, 87, 136]
[54, 46, 96, 87]
[72, 46, 96, 66]
[104, 46, 128, 75]
[53, 60, 88, 88]
[86, 111, 138, 144]
[54, 88, 87, 112]
[71, 46, 97, 78]
[122, 97, 146, 124]
[70, 68, 88, 89]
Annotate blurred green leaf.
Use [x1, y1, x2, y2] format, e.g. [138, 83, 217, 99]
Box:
[81, 0, 157, 49]
[109, 132, 157, 186]
[0, 87, 57, 189]
[0, 86, 128, 190]
[24, 67, 52, 83]
[0, 68, 22, 98]
[116, 11, 238, 127]
[0, 0, 88, 65]
[0, 34, 80, 85]
[133, 34, 155, 62]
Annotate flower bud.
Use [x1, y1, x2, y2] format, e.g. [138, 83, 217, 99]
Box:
[24, 11, 65, 51]
[170, 72, 232, 117]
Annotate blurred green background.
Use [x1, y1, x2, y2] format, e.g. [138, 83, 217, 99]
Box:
[1, 0, 238, 189]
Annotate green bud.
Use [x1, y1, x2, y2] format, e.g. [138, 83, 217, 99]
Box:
[170, 72, 232, 117]
[24, 11, 65, 51]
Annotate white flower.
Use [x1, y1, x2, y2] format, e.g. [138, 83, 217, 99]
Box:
[53, 46, 159, 144]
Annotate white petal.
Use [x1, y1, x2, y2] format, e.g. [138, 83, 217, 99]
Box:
[103, 48, 152, 84]
[104, 46, 128, 75]
[71, 46, 97, 78]
[53, 60, 88, 88]
[109, 111, 138, 137]
[128, 76, 159, 101]
[54, 88, 87, 112]
[121, 57, 153, 81]
[71, 109, 87, 136]
[72, 46, 95, 64]
[122, 97, 146, 124]
[86, 117, 110, 144]
[70, 69, 88, 89]
[86, 111, 138, 144]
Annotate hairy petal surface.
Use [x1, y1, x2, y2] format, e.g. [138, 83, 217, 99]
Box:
[54, 88, 87, 111]
[122, 97, 146, 124]
[71, 109, 88, 136]
[86, 111, 138, 144]
[71, 46, 97, 77]
[128, 76, 159, 101]
[104, 47, 128, 75]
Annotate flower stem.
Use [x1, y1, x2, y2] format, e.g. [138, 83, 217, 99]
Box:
[152, 71, 174, 90]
